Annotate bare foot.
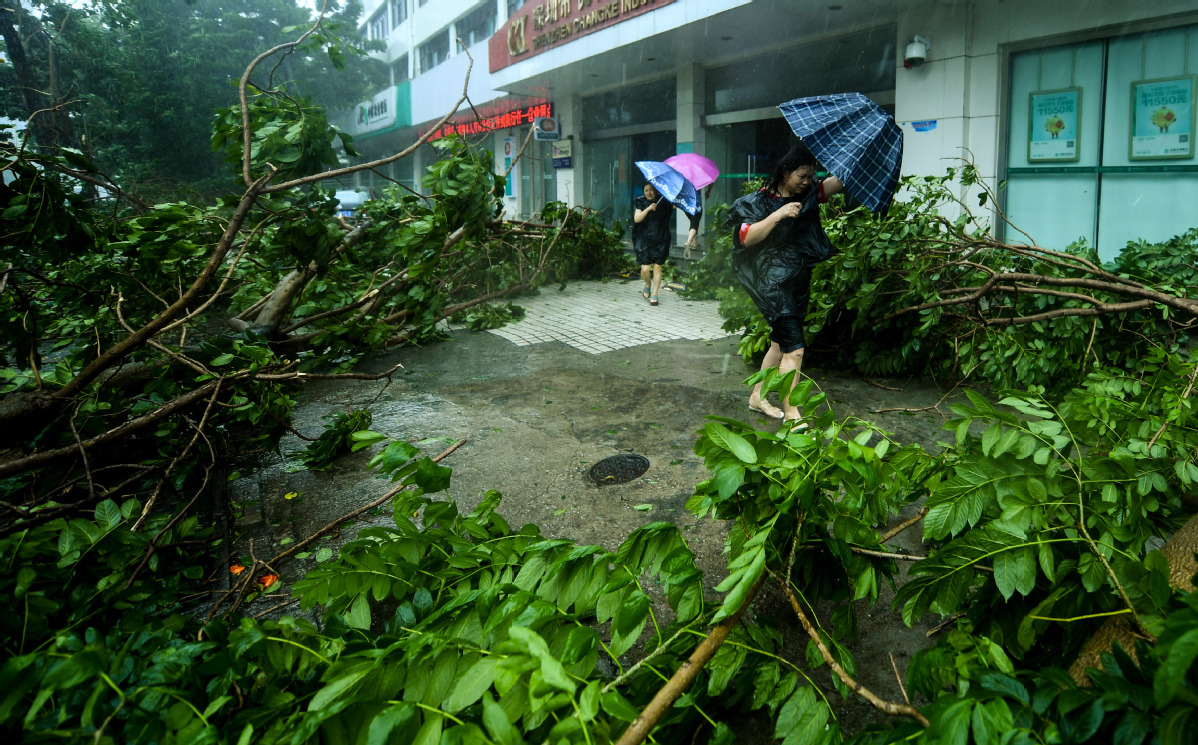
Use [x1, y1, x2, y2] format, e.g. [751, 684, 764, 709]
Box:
[748, 397, 784, 419]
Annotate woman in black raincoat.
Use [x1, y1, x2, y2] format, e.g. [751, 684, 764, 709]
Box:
[728, 144, 843, 425]
[632, 183, 674, 306]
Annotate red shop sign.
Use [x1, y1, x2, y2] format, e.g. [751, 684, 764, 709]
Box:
[489, 0, 675, 73]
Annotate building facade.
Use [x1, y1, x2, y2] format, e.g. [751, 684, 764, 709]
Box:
[340, 0, 1198, 261]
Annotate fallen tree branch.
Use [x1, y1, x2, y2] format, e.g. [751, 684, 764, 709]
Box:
[266, 437, 465, 568]
[879, 506, 929, 542]
[775, 567, 929, 726]
[612, 575, 766, 745]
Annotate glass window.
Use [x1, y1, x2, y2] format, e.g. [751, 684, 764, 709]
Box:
[390, 0, 407, 26]
[368, 8, 389, 41]
[392, 54, 409, 83]
[705, 26, 895, 115]
[456, 2, 496, 47]
[507, 0, 527, 14]
[1004, 26, 1198, 261]
[581, 78, 675, 131]
[419, 30, 450, 73]
[419, 0, 430, 6]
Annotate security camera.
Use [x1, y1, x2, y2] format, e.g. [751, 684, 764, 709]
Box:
[904, 35, 930, 68]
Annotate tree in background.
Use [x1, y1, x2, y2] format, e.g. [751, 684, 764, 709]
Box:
[0, 0, 386, 202]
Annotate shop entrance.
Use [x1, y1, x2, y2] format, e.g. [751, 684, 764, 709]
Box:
[584, 130, 676, 237]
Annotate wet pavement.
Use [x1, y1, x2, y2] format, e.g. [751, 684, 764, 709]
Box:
[228, 278, 969, 738]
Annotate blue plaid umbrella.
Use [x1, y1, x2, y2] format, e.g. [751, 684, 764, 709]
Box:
[777, 93, 903, 214]
[634, 161, 699, 216]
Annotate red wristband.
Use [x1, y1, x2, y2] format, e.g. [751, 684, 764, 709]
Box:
[739, 223, 752, 244]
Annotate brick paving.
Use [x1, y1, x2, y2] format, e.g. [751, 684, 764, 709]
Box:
[487, 279, 734, 353]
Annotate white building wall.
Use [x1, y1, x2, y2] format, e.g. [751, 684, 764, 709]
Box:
[896, 0, 1198, 183]
[409, 39, 508, 125]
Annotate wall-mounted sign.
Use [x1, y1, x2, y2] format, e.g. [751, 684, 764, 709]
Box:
[350, 86, 398, 136]
[533, 117, 560, 140]
[1130, 75, 1196, 160]
[489, 0, 676, 73]
[420, 99, 552, 141]
[1029, 88, 1080, 162]
[551, 140, 572, 168]
[503, 137, 515, 197]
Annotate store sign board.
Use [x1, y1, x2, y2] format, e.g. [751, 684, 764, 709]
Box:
[490, 0, 676, 73]
[533, 117, 560, 140]
[350, 86, 399, 136]
[1028, 88, 1080, 162]
[1130, 75, 1196, 160]
[420, 99, 553, 141]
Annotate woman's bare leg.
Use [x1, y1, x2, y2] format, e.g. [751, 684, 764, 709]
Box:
[778, 347, 806, 422]
[748, 342, 785, 419]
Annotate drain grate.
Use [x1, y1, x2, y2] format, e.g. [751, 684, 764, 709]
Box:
[588, 454, 650, 485]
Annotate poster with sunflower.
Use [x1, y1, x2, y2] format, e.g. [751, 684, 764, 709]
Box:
[1130, 75, 1196, 160]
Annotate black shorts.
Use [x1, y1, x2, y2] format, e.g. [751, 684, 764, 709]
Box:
[769, 314, 806, 353]
[634, 242, 669, 266]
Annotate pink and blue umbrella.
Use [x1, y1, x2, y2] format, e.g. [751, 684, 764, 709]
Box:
[663, 153, 720, 189]
[634, 160, 699, 216]
[777, 92, 903, 214]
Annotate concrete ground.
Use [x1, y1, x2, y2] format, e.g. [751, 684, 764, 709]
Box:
[229, 278, 968, 738]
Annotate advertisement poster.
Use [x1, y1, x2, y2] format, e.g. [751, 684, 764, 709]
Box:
[503, 138, 514, 197]
[551, 140, 572, 168]
[1028, 88, 1080, 162]
[1130, 75, 1196, 160]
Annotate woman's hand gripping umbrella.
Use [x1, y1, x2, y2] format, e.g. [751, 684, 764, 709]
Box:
[777, 92, 903, 214]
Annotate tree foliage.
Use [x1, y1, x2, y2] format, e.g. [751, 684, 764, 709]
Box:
[686, 165, 1198, 395]
[0, 0, 387, 200]
[1, 8, 1197, 745]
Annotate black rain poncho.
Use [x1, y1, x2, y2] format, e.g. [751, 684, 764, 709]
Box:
[632, 196, 674, 265]
[728, 182, 836, 322]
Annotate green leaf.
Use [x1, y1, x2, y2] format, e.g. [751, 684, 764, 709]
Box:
[776, 687, 832, 745]
[971, 697, 1013, 745]
[309, 666, 369, 710]
[367, 703, 418, 745]
[934, 697, 973, 745]
[412, 713, 443, 745]
[43, 652, 103, 690]
[507, 626, 574, 693]
[712, 546, 765, 624]
[444, 656, 498, 713]
[993, 547, 1036, 599]
[579, 681, 601, 722]
[482, 693, 521, 745]
[1155, 628, 1198, 707]
[409, 457, 452, 493]
[369, 441, 421, 476]
[94, 500, 122, 530]
[344, 594, 372, 630]
[978, 673, 1029, 704]
[704, 422, 757, 464]
[601, 690, 641, 721]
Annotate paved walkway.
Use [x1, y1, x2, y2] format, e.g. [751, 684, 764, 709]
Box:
[487, 279, 734, 354]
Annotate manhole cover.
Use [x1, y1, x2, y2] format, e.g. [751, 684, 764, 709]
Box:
[588, 454, 650, 485]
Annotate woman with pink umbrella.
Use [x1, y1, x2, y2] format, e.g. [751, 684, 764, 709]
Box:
[664, 153, 720, 256]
